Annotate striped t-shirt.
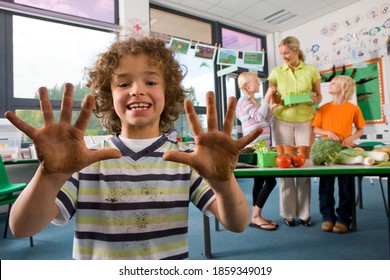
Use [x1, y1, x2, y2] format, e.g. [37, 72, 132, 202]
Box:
[236, 96, 272, 147]
[52, 135, 215, 260]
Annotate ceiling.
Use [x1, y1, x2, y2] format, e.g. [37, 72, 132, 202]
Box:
[150, 0, 362, 36]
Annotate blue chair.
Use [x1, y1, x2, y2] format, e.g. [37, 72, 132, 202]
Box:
[0, 155, 34, 247]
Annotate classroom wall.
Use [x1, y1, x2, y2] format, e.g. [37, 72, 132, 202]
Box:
[267, 0, 390, 143]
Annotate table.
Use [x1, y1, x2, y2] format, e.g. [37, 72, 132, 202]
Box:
[3, 159, 39, 186]
[3, 159, 39, 165]
[202, 161, 390, 259]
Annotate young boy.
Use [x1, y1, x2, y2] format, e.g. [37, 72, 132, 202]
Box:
[5, 37, 261, 259]
[312, 75, 366, 233]
[236, 72, 278, 231]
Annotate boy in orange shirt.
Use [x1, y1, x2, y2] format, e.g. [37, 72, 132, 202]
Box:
[312, 75, 366, 233]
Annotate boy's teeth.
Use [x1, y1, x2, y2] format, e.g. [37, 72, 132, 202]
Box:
[128, 103, 150, 110]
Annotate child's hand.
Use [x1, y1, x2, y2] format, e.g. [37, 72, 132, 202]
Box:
[326, 131, 342, 142]
[4, 83, 121, 177]
[341, 136, 355, 147]
[269, 100, 278, 113]
[310, 91, 319, 105]
[163, 91, 262, 182]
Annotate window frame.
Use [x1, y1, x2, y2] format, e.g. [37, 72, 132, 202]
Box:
[0, 0, 119, 116]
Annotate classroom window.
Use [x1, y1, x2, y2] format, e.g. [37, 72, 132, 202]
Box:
[150, 7, 212, 44]
[15, 109, 109, 143]
[14, 0, 117, 23]
[13, 15, 116, 101]
[0, 1, 119, 140]
[150, 5, 215, 138]
[222, 27, 264, 72]
[174, 47, 215, 107]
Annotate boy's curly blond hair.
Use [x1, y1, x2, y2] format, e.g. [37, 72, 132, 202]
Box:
[86, 36, 186, 135]
[331, 75, 356, 101]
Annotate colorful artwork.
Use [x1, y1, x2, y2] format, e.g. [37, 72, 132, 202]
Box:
[320, 58, 385, 124]
[351, 47, 368, 61]
[122, 17, 148, 38]
[243, 51, 264, 66]
[170, 37, 191, 55]
[216, 48, 238, 66]
[194, 43, 216, 60]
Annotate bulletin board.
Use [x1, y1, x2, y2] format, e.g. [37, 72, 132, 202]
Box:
[320, 57, 385, 124]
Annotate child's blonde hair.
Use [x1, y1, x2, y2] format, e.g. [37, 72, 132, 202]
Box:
[332, 75, 356, 101]
[237, 72, 257, 96]
[237, 72, 260, 108]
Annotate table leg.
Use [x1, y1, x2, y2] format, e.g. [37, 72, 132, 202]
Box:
[215, 217, 220, 231]
[387, 176, 390, 258]
[351, 177, 357, 231]
[203, 214, 212, 259]
[356, 176, 363, 209]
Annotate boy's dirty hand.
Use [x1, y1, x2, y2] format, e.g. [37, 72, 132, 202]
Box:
[4, 83, 121, 177]
[163, 92, 262, 182]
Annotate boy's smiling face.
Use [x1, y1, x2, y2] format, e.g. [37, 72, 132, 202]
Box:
[111, 54, 166, 139]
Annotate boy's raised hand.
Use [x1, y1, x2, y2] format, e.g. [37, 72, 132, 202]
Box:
[4, 83, 121, 177]
[163, 91, 262, 182]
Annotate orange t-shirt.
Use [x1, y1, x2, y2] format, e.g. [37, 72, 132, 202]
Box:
[312, 101, 366, 139]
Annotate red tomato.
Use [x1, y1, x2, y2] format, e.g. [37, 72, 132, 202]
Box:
[292, 155, 306, 167]
[276, 155, 291, 168]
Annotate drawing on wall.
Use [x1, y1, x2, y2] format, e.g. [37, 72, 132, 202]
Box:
[311, 44, 320, 55]
[194, 43, 217, 60]
[320, 22, 339, 37]
[243, 51, 264, 66]
[169, 37, 191, 55]
[351, 47, 368, 61]
[216, 48, 238, 66]
[122, 18, 148, 38]
[343, 15, 363, 28]
[320, 58, 385, 124]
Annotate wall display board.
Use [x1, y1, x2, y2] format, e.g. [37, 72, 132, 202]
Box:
[320, 57, 385, 124]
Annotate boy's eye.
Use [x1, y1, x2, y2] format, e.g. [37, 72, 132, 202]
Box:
[119, 83, 129, 87]
[146, 81, 157, 86]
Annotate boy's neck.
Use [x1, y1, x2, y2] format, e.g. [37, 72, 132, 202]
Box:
[120, 127, 161, 139]
[331, 96, 345, 105]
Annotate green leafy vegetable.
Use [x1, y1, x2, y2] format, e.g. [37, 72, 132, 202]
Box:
[252, 140, 271, 153]
[311, 139, 342, 165]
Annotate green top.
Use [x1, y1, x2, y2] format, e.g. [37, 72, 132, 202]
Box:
[268, 61, 320, 122]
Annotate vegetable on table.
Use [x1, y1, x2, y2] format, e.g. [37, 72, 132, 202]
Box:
[252, 140, 272, 153]
[292, 155, 305, 167]
[334, 155, 364, 165]
[363, 157, 375, 166]
[365, 151, 389, 162]
[311, 139, 342, 165]
[334, 147, 388, 166]
[276, 155, 291, 168]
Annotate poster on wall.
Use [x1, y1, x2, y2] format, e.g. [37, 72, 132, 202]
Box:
[243, 51, 264, 66]
[169, 37, 191, 55]
[194, 43, 217, 60]
[216, 48, 238, 66]
[320, 58, 385, 124]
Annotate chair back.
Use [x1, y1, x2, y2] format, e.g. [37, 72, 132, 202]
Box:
[0, 154, 11, 186]
[356, 141, 386, 151]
